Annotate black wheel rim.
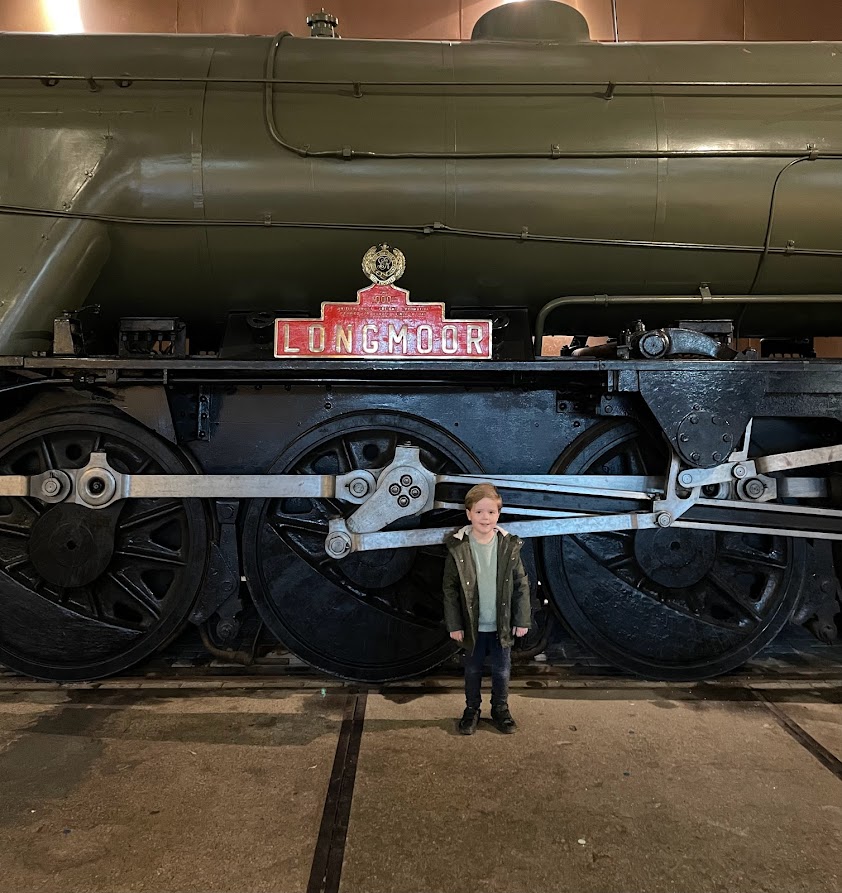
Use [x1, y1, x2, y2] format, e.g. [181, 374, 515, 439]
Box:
[539, 420, 805, 680]
[510, 541, 553, 660]
[242, 411, 482, 682]
[0, 409, 208, 681]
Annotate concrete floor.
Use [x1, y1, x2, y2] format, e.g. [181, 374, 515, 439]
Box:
[1, 678, 841, 893]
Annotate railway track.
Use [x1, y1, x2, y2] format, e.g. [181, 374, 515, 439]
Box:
[3, 628, 842, 689]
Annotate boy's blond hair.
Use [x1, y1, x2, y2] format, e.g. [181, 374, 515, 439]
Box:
[464, 483, 503, 510]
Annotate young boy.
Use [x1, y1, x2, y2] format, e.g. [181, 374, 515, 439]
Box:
[442, 483, 531, 735]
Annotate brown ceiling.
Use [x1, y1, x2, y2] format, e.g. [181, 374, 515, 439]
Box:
[3, 0, 842, 41]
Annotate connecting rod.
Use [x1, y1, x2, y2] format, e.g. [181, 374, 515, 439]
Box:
[0, 438, 839, 555]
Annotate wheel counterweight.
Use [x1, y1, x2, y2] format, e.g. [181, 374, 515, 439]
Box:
[539, 420, 806, 680]
[0, 409, 208, 681]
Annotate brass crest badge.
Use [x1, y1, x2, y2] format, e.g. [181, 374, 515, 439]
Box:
[362, 243, 406, 286]
[274, 242, 492, 359]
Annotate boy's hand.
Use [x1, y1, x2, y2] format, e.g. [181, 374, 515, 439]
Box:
[450, 630, 464, 643]
[513, 627, 528, 637]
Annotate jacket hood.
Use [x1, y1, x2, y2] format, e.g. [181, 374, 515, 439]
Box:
[445, 525, 517, 550]
[450, 524, 510, 541]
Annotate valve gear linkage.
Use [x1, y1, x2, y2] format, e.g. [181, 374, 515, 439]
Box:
[0, 428, 839, 556]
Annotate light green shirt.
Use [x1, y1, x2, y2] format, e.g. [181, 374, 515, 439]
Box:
[470, 532, 498, 632]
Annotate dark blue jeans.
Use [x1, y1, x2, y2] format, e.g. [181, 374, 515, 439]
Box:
[464, 631, 511, 711]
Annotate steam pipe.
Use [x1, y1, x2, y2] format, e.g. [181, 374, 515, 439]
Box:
[533, 293, 842, 355]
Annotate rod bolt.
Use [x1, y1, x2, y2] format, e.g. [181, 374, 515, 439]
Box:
[349, 478, 370, 498]
[733, 464, 748, 479]
[388, 483, 401, 496]
[216, 620, 237, 641]
[639, 330, 669, 359]
[400, 474, 413, 487]
[408, 486, 422, 499]
[656, 512, 672, 528]
[397, 495, 410, 508]
[744, 478, 766, 499]
[42, 477, 61, 496]
[326, 532, 352, 559]
[679, 472, 694, 487]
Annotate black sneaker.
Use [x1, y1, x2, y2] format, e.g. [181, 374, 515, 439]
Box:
[491, 705, 517, 734]
[458, 707, 480, 735]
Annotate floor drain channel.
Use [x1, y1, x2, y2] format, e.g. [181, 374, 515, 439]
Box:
[752, 689, 842, 782]
[308, 691, 367, 893]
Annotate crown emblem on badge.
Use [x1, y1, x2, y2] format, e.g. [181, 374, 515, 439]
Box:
[362, 243, 406, 286]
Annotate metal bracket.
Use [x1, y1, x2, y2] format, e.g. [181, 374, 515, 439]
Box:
[325, 445, 436, 557]
[52, 314, 81, 356]
[197, 388, 211, 442]
[639, 369, 765, 469]
[679, 442, 842, 489]
[791, 539, 840, 644]
[190, 500, 242, 627]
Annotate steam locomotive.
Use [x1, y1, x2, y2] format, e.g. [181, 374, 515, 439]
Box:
[1, 0, 841, 683]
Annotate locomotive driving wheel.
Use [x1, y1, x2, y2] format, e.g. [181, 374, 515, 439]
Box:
[0, 408, 208, 681]
[540, 420, 806, 680]
[242, 411, 482, 681]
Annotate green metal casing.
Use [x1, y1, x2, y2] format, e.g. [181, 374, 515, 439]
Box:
[1, 2, 842, 351]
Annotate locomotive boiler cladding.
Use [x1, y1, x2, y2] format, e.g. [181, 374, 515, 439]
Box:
[0, 0, 841, 684]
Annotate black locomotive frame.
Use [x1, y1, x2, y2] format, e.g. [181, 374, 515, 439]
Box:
[1, 332, 840, 684]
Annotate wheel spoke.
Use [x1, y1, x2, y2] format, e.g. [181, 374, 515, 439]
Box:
[133, 455, 154, 474]
[114, 544, 185, 568]
[707, 569, 763, 622]
[604, 552, 637, 571]
[107, 570, 163, 621]
[0, 520, 31, 538]
[38, 436, 56, 471]
[591, 529, 633, 543]
[5, 554, 31, 573]
[270, 513, 328, 536]
[19, 497, 45, 519]
[718, 546, 787, 571]
[40, 581, 66, 602]
[309, 497, 348, 519]
[338, 436, 355, 472]
[626, 442, 646, 475]
[68, 586, 103, 620]
[574, 533, 630, 570]
[119, 501, 183, 532]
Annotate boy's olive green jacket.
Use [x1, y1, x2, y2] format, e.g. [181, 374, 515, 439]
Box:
[442, 525, 532, 655]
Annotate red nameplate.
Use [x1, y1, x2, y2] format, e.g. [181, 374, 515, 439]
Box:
[274, 284, 492, 359]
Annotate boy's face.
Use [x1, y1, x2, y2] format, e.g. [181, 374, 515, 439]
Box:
[466, 496, 501, 536]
